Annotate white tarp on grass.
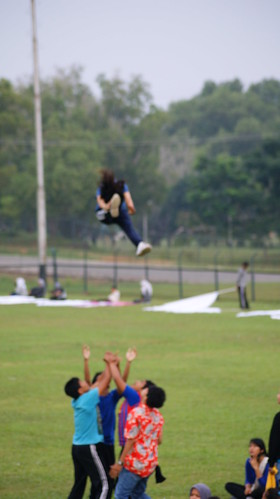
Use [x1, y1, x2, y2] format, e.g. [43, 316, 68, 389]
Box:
[144, 288, 236, 314]
[36, 299, 132, 308]
[0, 296, 37, 305]
[0, 288, 234, 313]
[144, 291, 221, 314]
[0, 296, 134, 308]
[237, 310, 280, 320]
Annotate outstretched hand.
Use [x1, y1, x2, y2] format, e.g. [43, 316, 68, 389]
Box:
[82, 345, 90, 360]
[126, 347, 137, 363]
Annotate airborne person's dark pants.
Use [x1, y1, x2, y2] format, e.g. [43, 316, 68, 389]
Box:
[97, 206, 142, 247]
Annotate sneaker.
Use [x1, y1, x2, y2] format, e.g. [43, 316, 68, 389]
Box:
[110, 193, 121, 218]
[136, 241, 152, 257]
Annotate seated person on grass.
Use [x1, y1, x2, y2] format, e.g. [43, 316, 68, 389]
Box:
[225, 438, 269, 499]
[11, 277, 28, 296]
[29, 278, 46, 298]
[189, 483, 212, 499]
[50, 281, 67, 300]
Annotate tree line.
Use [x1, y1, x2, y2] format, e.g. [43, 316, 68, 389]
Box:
[0, 67, 280, 246]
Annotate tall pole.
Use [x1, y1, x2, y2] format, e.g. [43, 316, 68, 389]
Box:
[31, 0, 47, 280]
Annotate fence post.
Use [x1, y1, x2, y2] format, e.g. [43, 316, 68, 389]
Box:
[214, 251, 219, 293]
[144, 255, 149, 280]
[178, 250, 183, 299]
[250, 253, 257, 302]
[83, 246, 88, 294]
[51, 247, 58, 284]
[113, 249, 118, 289]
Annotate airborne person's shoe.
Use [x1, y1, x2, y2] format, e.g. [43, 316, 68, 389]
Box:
[136, 241, 152, 257]
[110, 194, 121, 218]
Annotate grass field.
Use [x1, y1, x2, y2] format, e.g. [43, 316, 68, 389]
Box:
[0, 280, 280, 498]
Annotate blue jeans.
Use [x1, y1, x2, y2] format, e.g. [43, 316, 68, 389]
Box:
[114, 468, 151, 499]
[97, 204, 142, 247]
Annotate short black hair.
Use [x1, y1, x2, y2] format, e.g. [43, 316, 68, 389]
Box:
[92, 371, 102, 384]
[64, 377, 80, 399]
[146, 386, 166, 408]
[143, 379, 155, 389]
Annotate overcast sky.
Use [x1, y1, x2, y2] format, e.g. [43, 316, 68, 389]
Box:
[1, 0, 280, 109]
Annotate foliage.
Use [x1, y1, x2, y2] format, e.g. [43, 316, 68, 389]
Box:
[160, 140, 280, 241]
[0, 71, 280, 244]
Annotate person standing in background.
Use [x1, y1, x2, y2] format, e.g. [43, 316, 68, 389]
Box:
[236, 261, 250, 309]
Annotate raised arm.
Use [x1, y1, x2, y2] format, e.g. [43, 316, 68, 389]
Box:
[122, 347, 137, 383]
[96, 358, 111, 395]
[82, 345, 91, 385]
[109, 358, 127, 394]
[123, 191, 136, 215]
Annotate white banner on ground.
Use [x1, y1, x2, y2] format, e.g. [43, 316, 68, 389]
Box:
[144, 288, 236, 314]
[237, 310, 280, 320]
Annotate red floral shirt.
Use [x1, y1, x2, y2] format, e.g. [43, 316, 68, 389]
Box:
[124, 402, 164, 477]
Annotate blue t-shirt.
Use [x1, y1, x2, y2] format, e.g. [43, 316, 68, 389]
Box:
[99, 389, 122, 445]
[245, 457, 269, 488]
[71, 388, 104, 445]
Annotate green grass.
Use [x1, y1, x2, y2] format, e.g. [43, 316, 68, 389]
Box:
[0, 284, 280, 498]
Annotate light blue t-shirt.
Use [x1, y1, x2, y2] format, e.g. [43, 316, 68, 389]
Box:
[71, 388, 104, 445]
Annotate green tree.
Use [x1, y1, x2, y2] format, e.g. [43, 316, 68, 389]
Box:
[244, 139, 280, 232]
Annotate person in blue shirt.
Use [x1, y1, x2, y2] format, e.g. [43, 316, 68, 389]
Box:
[95, 169, 152, 257]
[64, 357, 111, 499]
[225, 438, 269, 499]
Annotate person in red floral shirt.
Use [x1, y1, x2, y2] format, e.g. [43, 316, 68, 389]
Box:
[110, 384, 166, 498]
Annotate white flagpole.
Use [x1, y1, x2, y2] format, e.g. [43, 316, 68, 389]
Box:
[31, 0, 47, 281]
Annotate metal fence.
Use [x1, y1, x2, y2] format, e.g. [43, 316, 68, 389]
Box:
[1, 252, 280, 301]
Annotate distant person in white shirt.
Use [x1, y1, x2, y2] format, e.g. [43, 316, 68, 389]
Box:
[11, 277, 28, 296]
[140, 280, 153, 302]
[107, 287, 121, 303]
[236, 261, 249, 309]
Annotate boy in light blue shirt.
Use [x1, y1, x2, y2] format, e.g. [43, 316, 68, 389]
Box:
[65, 361, 110, 499]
